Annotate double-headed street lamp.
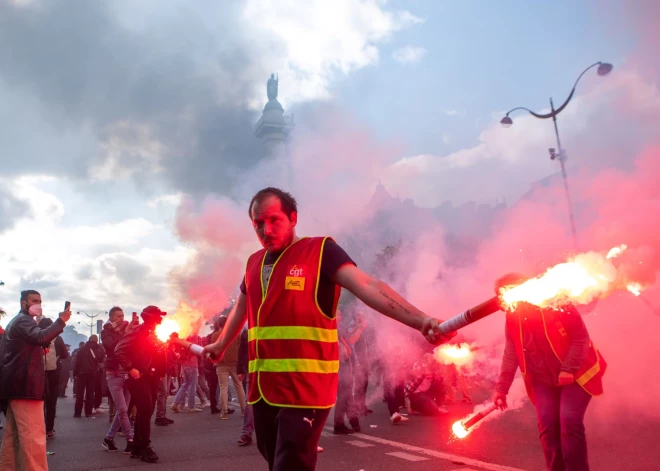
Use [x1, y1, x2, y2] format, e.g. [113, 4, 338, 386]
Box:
[500, 61, 613, 250]
[77, 310, 108, 336]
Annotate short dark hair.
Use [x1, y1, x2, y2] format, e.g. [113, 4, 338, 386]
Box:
[109, 306, 123, 317]
[20, 290, 40, 304]
[248, 187, 297, 220]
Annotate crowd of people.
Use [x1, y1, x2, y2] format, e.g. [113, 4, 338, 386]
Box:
[0, 187, 603, 471]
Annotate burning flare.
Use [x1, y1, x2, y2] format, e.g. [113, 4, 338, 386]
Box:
[155, 318, 180, 342]
[153, 301, 204, 342]
[434, 343, 473, 367]
[452, 420, 470, 439]
[451, 403, 499, 439]
[500, 245, 643, 309]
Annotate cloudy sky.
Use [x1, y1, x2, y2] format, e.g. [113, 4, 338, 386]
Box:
[0, 0, 657, 331]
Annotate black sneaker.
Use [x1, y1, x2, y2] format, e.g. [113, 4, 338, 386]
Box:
[154, 418, 170, 426]
[227, 408, 235, 415]
[102, 438, 119, 452]
[124, 441, 133, 455]
[237, 434, 253, 446]
[140, 446, 159, 463]
[47, 430, 56, 440]
[333, 424, 354, 435]
[165, 418, 174, 424]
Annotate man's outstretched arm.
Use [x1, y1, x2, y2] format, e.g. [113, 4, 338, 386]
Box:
[333, 264, 454, 345]
[203, 292, 248, 359]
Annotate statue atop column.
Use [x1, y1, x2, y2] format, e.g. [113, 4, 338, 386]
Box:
[267, 73, 278, 101]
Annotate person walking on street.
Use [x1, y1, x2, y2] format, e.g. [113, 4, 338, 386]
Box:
[236, 326, 254, 446]
[170, 336, 203, 414]
[101, 307, 137, 454]
[204, 187, 454, 471]
[154, 341, 175, 427]
[115, 306, 167, 463]
[0, 290, 72, 471]
[73, 335, 102, 418]
[493, 273, 607, 471]
[212, 317, 246, 420]
[333, 310, 366, 434]
[71, 341, 84, 398]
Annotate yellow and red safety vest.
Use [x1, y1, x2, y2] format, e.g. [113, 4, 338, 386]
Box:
[245, 237, 340, 409]
[506, 306, 606, 404]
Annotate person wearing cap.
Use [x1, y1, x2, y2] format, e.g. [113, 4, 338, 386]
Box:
[203, 187, 455, 471]
[114, 306, 167, 463]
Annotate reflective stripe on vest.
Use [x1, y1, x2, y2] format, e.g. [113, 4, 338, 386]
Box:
[248, 358, 340, 374]
[248, 326, 338, 343]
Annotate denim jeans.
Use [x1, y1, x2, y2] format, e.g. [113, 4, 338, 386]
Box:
[105, 373, 133, 441]
[533, 381, 592, 471]
[174, 367, 198, 409]
[241, 377, 254, 437]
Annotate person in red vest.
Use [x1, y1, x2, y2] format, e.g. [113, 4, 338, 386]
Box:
[204, 187, 454, 471]
[492, 273, 606, 471]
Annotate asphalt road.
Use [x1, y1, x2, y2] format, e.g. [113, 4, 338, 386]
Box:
[14, 387, 659, 471]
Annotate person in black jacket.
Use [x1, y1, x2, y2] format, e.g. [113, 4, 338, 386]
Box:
[115, 305, 167, 463]
[38, 317, 69, 440]
[0, 290, 71, 471]
[101, 307, 138, 453]
[74, 335, 103, 417]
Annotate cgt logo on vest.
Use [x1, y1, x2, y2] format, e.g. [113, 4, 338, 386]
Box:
[285, 265, 306, 291]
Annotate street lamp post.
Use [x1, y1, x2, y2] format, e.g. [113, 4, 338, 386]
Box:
[500, 61, 613, 250]
[77, 310, 108, 337]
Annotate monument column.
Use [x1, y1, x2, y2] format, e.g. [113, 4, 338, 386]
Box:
[254, 73, 294, 184]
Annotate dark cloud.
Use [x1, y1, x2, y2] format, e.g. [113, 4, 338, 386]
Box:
[0, 187, 30, 233]
[112, 255, 149, 285]
[0, 0, 267, 194]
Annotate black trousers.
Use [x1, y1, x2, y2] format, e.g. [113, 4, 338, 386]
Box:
[44, 370, 60, 433]
[128, 376, 159, 451]
[74, 373, 96, 416]
[383, 372, 405, 416]
[206, 369, 218, 411]
[58, 368, 69, 396]
[253, 400, 329, 471]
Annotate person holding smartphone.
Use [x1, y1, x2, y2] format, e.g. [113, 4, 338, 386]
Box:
[0, 291, 72, 471]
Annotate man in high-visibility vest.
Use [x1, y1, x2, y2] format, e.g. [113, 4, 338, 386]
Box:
[204, 187, 455, 471]
[492, 273, 606, 471]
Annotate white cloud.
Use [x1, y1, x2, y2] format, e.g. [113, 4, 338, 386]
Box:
[0, 181, 193, 327]
[392, 46, 427, 64]
[242, 0, 425, 104]
[147, 192, 185, 208]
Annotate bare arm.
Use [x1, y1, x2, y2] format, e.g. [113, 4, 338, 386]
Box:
[334, 264, 454, 344]
[203, 292, 248, 359]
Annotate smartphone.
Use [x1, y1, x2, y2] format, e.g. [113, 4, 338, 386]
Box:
[64, 301, 71, 311]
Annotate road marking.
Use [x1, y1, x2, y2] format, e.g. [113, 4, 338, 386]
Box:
[323, 427, 527, 471]
[387, 451, 429, 461]
[346, 440, 376, 448]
